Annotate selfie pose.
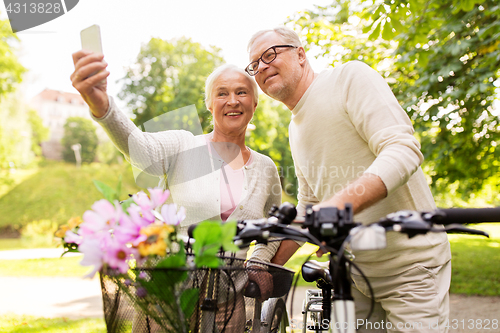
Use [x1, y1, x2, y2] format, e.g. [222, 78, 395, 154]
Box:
[71, 50, 284, 314]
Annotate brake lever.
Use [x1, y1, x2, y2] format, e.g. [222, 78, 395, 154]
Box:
[441, 224, 489, 237]
[392, 220, 432, 238]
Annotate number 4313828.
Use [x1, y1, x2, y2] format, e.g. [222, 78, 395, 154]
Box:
[6, 2, 62, 14]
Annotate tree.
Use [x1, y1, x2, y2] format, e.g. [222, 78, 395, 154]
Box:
[118, 37, 224, 132]
[290, 0, 500, 196]
[246, 95, 297, 198]
[27, 109, 49, 157]
[0, 15, 26, 101]
[61, 117, 98, 164]
[0, 92, 35, 176]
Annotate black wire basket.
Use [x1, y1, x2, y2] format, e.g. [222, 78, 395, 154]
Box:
[99, 256, 295, 333]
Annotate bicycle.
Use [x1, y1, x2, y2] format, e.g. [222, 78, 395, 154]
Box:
[233, 203, 500, 333]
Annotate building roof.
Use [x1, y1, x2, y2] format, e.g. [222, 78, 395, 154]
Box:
[33, 89, 86, 106]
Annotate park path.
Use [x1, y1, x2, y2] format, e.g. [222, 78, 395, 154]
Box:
[1, 249, 499, 333]
[0, 248, 102, 319]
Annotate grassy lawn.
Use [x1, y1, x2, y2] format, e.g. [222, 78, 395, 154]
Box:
[0, 256, 90, 277]
[0, 238, 54, 251]
[0, 314, 105, 333]
[448, 223, 500, 296]
[0, 161, 142, 230]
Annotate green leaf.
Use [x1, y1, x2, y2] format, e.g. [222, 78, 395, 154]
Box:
[180, 288, 199, 318]
[391, 18, 403, 34]
[157, 243, 187, 269]
[382, 21, 395, 40]
[220, 221, 239, 253]
[120, 197, 135, 211]
[93, 180, 117, 202]
[195, 254, 221, 268]
[192, 221, 222, 257]
[115, 175, 122, 200]
[368, 20, 381, 40]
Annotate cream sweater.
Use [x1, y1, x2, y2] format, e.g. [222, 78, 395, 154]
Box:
[290, 61, 451, 276]
[93, 97, 282, 261]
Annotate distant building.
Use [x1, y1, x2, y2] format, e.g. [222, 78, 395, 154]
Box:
[30, 89, 106, 160]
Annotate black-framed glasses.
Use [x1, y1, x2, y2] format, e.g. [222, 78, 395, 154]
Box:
[245, 45, 297, 76]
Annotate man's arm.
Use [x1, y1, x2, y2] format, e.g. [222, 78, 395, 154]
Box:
[270, 240, 301, 266]
[313, 172, 387, 214]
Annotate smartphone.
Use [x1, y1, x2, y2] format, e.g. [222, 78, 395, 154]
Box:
[80, 24, 103, 54]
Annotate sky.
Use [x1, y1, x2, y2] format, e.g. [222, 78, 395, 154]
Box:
[1, 0, 333, 109]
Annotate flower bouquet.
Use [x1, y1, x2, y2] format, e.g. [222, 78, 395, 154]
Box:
[57, 180, 242, 333]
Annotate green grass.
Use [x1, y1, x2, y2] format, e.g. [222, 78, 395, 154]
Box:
[448, 223, 500, 296]
[0, 256, 90, 277]
[0, 161, 142, 229]
[0, 314, 105, 333]
[0, 238, 50, 251]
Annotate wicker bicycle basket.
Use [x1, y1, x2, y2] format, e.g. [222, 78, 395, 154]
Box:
[99, 256, 295, 333]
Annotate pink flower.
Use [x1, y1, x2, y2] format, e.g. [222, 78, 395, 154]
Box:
[103, 238, 138, 274]
[80, 199, 122, 240]
[160, 203, 186, 226]
[113, 207, 143, 245]
[79, 238, 104, 278]
[64, 230, 83, 245]
[132, 192, 155, 222]
[147, 188, 170, 209]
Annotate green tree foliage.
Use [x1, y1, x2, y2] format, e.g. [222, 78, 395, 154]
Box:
[0, 93, 35, 174]
[290, 0, 500, 196]
[118, 37, 224, 132]
[61, 117, 98, 164]
[246, 95, 297, 196]
[0, 15, 26, 101]
[27, 109, 49, 157]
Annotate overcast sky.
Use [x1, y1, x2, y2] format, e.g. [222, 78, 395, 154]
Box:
[1, 0, 332, 108]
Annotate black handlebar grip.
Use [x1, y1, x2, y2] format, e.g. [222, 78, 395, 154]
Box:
[433, 207, 500, 225]
[244, 281, 261, 298]
[187, 223, 197, 238]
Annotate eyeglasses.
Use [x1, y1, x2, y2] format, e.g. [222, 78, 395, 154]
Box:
[245, 45, 297, 76]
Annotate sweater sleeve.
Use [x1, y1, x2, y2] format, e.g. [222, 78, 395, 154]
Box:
[92, 96, 191, 177]
[247, 157, 282, 265]
[340, 61, 424, 195]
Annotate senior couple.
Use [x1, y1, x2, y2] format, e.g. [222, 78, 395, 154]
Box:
[72, 27, 451, 333]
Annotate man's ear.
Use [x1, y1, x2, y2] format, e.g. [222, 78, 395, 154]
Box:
[298, 47, 307, 66]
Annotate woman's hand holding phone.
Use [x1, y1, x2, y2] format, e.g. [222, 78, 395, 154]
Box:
[70, 25, 109, 118]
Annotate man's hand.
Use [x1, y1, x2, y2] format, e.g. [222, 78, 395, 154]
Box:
[247, 266, 273, 302]
[71, 50, 110, 118]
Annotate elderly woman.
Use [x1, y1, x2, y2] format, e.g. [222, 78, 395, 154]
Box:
[71, 51, 280, 227]
[71, 52, 282, 327]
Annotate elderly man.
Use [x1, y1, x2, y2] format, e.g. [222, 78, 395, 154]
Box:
[246, 27, 451, 332]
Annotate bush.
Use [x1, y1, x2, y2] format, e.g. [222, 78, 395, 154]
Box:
[21, 219, 58, 247]
[96, 140, 124, 165]
[61, 117, 98, 164]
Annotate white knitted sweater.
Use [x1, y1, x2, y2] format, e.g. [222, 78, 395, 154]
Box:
[93, 97, 282, 262]
[290, 61, 451, 276]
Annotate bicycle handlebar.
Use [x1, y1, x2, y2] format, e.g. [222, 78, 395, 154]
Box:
[232, 203, 500, 251]
[431, 207, 500, 224]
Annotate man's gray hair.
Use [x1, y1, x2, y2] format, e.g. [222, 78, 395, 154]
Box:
[247, 27, 303, 52]
[204, 64, 259, 110]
